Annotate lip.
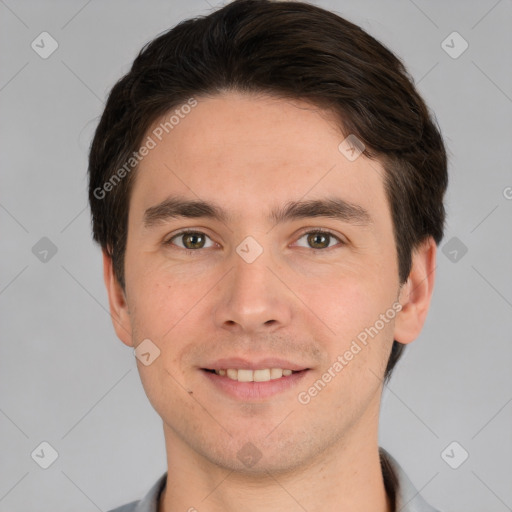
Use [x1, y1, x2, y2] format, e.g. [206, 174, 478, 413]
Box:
[202, 357, 309, 371]
[201, 368, 310, 400]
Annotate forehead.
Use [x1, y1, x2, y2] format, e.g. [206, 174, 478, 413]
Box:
[131, 91, 388, 222]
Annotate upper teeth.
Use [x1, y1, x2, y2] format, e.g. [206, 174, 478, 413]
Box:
[214, 368, 294, 382]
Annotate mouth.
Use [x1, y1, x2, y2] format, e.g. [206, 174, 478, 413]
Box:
[200, 367, 310, 400]
[201, 367, 306, 382]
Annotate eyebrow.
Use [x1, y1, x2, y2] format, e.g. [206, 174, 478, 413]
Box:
[143, 195, 372, 229]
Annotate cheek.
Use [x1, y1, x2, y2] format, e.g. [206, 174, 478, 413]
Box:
[296, 270, 396, 389]
[130, 278, 194, 341]
[295, 270, 391, 339]
[124, 248, 201, 332]
[127, 277, 193, 412]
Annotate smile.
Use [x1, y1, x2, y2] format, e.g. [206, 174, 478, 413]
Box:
[208, 368, 297, 382]
[201, 368, 309, 400]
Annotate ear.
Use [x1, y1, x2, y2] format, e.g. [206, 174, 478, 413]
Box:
[102, 249, 134, 347]
[393, 237, 437, 345]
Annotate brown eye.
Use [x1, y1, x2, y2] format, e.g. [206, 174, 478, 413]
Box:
[166, 231, 214, 250]
[295, 230, 343, 250]
[308, 232, 329, 249]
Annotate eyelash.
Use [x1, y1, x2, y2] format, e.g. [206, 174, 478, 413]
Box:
[163, 228, 345, 253]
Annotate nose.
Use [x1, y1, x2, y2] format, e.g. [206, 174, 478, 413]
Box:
[212, 244, 294, 334]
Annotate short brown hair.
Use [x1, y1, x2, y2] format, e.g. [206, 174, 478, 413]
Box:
[88, 0, 448, 381]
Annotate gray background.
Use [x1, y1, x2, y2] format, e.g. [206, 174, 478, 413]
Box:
[1, 0, 511, 510]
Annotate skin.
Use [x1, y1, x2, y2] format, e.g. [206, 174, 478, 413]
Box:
[103, 91, 436, 512]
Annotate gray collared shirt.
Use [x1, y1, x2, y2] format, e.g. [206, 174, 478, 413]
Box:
[107, 447, 442, 512]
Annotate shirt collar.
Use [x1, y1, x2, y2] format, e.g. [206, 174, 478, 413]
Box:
[131, 447, 440, 512]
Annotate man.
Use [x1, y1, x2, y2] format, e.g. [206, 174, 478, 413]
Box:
[88, 1, 447, 510]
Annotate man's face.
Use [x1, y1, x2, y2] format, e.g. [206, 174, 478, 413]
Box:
[116, 91, 403, 473]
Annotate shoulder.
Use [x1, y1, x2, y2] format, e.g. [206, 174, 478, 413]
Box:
[106, 501, 140, 512]
[379, 447, 443, 512]
[105, 471, 167, 512]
